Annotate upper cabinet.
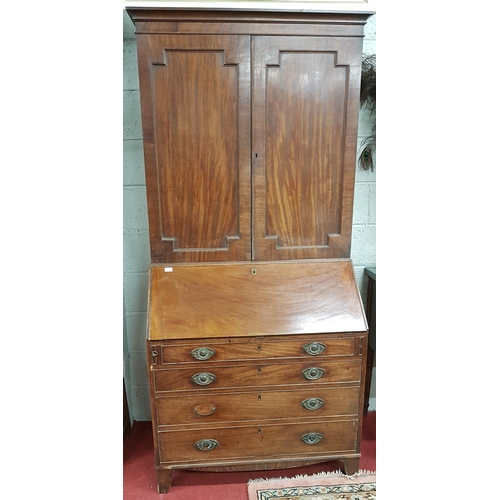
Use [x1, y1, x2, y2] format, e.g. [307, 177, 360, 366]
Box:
[129, 9, 372, 263]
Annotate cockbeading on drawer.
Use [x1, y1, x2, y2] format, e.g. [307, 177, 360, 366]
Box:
[155, 335, 357, 365]
[152, 358, 362, 393]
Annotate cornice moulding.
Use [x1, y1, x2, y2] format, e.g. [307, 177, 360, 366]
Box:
[123, 1, 376, 14]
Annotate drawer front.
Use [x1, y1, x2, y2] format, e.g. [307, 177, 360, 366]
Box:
[158, 336, 355, 364]
[153, 359, 362, 393]
[155, 386, 360, 426]
[158, 419, 358, 464]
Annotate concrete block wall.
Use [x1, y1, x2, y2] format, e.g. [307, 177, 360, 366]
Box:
[123, 11, 151, 420]
[123, 11, 376, 421]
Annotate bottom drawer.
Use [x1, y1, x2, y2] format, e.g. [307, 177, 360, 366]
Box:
[158, 419, 358, 464]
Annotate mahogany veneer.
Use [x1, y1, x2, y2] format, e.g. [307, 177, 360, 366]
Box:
[146, 260, 368, 492]
[128, 8, 370, 263]
[126, 7, 372, 493]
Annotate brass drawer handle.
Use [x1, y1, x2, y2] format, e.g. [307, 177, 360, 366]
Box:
[302, 367, 325, 380]
[195, 439, 219, 451]
[301, 398, 324, 411]
[191, 372, 216, 386]
[303, 342, 326, 356]
[194, 404, 217, 417]
[191, 347, 215, 361]
[301, 432, 323, 445]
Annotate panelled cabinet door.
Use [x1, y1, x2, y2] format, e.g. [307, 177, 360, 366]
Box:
[252, 36, 363, 260]
[136, 35, 252, 262]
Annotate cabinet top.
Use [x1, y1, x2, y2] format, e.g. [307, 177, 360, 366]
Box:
[126, 4, 374, 26]
[148, 259, 368, 340]
[127, 5, 373, 36]
[124, 1, 376, 15]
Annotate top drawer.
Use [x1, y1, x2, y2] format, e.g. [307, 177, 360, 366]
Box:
[155, 335, 356, 365]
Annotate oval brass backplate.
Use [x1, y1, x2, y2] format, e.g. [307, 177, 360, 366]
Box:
[194, 404, 216, 417]
[195, 439, 218, 451]
[251, 268, 257, 275]
[191, 347, 215, 361]
[191, 372, 216, 386]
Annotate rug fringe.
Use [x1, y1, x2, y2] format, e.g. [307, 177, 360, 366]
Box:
[247, 469, 375, 484]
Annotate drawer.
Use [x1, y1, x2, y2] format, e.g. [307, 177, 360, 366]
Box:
[153, 359, 362, 393]
[156, 336, 356, 364]
[157, 419, 358, 464]
[155, 386, 360, 426]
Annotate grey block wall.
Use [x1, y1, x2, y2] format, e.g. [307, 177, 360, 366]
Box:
[122, 11, 376, 420]
[123, 10, 151, 421]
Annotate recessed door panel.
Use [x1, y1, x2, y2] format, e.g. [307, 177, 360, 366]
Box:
[252, 37, 363, 260]
[137, 35, 251, 262]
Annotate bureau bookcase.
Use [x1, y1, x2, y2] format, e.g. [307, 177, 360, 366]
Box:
[127, 7, 372, 493]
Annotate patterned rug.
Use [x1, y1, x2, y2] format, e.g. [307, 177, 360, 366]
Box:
[247, 470, 376, 500]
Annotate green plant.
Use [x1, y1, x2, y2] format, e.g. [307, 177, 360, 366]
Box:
[358, 54, 376, 171]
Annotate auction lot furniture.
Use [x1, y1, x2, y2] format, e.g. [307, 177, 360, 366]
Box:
[126, 7, 372, 492]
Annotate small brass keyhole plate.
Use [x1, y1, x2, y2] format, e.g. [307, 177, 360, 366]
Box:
[251, 268, 257, 275]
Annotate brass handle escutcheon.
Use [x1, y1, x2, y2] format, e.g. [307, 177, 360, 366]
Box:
[302, 367, 325, 380]
[195, 439, 218, 451]
[191, 347, 215, 361]
[303, 342, 326, 356]
[301, 432, 323, 445]
[191, 372, 216, 386]
[301, 398, 325, 411]
[194, 404, 217, 416]
[151, 350, 158, 365]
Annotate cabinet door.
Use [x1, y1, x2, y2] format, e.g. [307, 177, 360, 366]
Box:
[136, 35, 251, 262]
[252, 37, 363, 260]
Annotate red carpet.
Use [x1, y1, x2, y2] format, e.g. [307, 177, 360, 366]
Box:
[123, 411, 375, 499]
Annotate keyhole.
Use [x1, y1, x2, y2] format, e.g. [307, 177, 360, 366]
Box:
[255, 153, 258, 158]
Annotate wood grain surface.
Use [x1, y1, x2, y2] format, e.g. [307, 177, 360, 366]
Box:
[136, 34, 251, 262]
[155, 386, 361, 426]
[156, 335, 355, 364]
[148, 260, 367, 340]
[152, 359, 362, 392]
[157, 418, 358, 464]
[127, 8, 372, 493]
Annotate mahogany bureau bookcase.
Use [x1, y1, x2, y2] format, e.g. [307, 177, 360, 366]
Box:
[126, 7, 373, 493]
